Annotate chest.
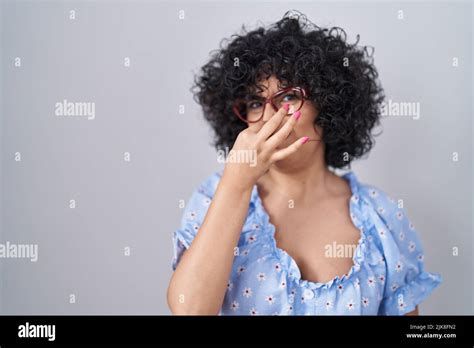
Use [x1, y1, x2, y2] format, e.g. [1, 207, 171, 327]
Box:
[263, 196, 362, 284]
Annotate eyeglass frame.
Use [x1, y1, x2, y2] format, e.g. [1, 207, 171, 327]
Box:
[232, 86, 308, 124]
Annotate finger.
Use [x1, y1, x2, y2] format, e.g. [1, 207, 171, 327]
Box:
[270, 136, 309, 162]
[265, 110, 301, 150]
[257, 103, 290, 141]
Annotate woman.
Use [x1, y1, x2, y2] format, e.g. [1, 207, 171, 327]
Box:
[167, 11, 442, 315]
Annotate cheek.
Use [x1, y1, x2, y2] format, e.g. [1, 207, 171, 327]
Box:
[298, 104, 318, 127]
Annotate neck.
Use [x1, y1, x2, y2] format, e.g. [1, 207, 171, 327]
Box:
[258, 144, 338, 203]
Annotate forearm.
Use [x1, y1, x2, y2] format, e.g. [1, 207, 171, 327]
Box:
[167, 173, 253, 315]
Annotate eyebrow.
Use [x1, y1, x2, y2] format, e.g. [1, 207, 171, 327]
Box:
[245, 94, 265, 100]
[247, 83, 290, 99]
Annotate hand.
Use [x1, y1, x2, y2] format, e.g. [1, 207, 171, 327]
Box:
[222, 103, 309, 191]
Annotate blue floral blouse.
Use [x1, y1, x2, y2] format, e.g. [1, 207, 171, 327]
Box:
[171, 170, 442, 315]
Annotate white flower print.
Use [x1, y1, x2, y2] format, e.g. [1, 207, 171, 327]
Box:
[378, 275, 385, 283]
[377, 207, 385, 215]
[370, 189, 378, 198]
[247, 234, 257, 243]
[398, 300, 406, 311]
[362, 297, 370, 307]
[391, 283, 399, 292]
[325, 300, 333, 310]
[408, 241, 416, 253]
[187, 211, 197, 220]
[337, 284, 344, 292]
[249, 308, 258, 315]
[399, 231, 405, 241]
[227, 281, 233, 291]
[274, 263, 282, 273]
[237, 266, 246, 275]
[242, 287, 253, 298]
[286, 304, 294, 314]
[230, 301, 239, 311]
[409, 222, 415, 230]
[346, 299, 355, 311]
[417, 253, 424, 262]
[396, 211, 404, 220]
[351, 195, 359, 203]
[257, 272, 266, 282]
[265, 295, 275, 305]
[280, 281, 286, 288]
[203, 198, 211, 206]
[193, 224, 200, 232]
[355, 278, 361, 289]
[252, 223, 260, 230]
[395, 261, 403, 273]
[367, 276, 376, 287]
[241, 249, 250, 256]
[378, 228, 387, 238]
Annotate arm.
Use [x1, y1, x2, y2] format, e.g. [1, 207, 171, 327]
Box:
[167, 105, 308, 315]
[167, 175, 253, 315]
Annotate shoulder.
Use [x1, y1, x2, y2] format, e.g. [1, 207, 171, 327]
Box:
[180, 170, 223, 223]
[352, 174, 422, 257]
[184, 170, 223, 210]
[192, 170, 224, 199]
[345, 172, 420, 249]
[355, 177, 408, 230]
[357, 180, 398, 211]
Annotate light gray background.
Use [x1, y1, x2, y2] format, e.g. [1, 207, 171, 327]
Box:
[0, 0, 472, 315]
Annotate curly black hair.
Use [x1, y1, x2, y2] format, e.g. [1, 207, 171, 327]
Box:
[192, 10, 384, 169]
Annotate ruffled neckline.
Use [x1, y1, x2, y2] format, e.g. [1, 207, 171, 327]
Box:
[249, 171, 370, 291]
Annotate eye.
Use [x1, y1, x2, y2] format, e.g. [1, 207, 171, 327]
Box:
[282, 93, 298, 102]
[247, 100, 263, 109]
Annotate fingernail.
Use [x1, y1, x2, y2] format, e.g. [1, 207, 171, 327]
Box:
[301, 136, 310, 144]
[293, 111, 301, 120]
[283, 103, 290, 111]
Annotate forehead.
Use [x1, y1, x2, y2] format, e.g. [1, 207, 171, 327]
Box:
[249, 75, 289, 98]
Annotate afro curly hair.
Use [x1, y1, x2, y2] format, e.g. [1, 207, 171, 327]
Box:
[192, 10, 385, 169]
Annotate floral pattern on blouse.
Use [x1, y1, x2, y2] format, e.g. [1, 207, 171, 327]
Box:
[171, 170, 442, 315]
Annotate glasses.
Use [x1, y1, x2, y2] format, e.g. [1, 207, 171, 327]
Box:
[232, 86, 307, 123]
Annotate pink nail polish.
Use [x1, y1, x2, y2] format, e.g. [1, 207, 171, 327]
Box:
[301, 136, 310, 144]
[293, 111, 301, 120]
[283, 103, 290, 111]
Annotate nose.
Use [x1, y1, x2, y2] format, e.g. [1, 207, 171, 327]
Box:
[262, 100, 278, 123]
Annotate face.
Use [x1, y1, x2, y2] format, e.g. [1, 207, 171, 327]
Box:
[246, 75, 323, 159]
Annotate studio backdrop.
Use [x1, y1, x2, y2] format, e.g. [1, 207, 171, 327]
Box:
[0, 0, 472, 314]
